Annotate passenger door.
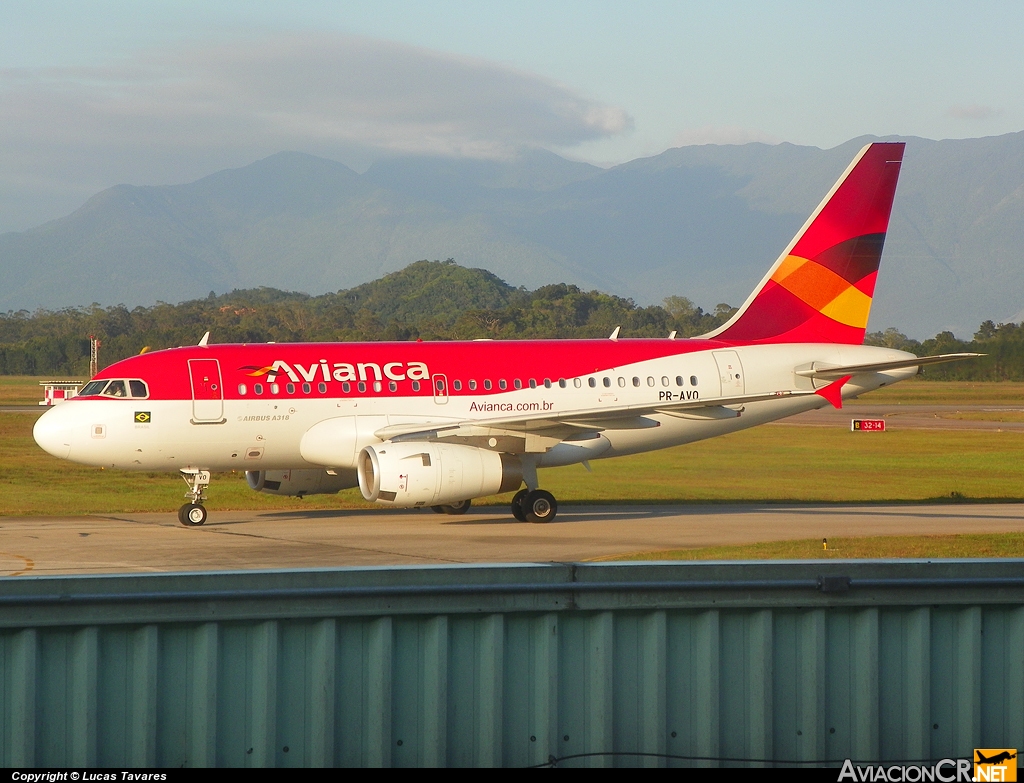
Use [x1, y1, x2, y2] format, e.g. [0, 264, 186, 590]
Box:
[189, 358, 225, 423]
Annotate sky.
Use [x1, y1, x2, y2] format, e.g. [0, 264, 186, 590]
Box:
[2, 1, 1023, 232]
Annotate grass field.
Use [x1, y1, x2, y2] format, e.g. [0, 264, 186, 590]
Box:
[846, 379, 1024, 404]
[603, 532, 1024, 561]
[0, 376, 54, 406]
[3, 376, 1023, 560]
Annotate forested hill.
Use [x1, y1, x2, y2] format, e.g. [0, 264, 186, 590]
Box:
[0, 260, 733, 376]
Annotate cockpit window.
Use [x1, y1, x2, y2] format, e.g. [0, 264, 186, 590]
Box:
[79, 379, 149, 398]
[101, 380, 127, 398]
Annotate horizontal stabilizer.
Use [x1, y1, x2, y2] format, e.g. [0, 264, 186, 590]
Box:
[814, 375, 852, 409]
[795, 353, 983, 380]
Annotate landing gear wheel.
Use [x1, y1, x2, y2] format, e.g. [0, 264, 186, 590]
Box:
[442, 499, 472, 515]
[523, 489, 557, 523]
[178, 503, 208, 527]
[431, 506, 446, 514]
[178, 469, 211, 527]
[511, 489, 529, 522]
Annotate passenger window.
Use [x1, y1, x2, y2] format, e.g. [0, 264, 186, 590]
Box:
[617, 377, 625, 387]
[358, 381, 366, 393]
[662, 376, 669, 386]
[529, 379, 537, 389]
[603, 377, 611, 387]
[588, 378, 597, 388]
[514, 380, 522, 389]
[484, 379, 492, 390]
[573, 378, 581, 388]
[286, 383, 295, 394]
[254, 383, 264, 395]
[453, 380, 462, 391]
[302, 383, 311, 394]
[103, 380, 127, 398]
[633, 377, 640, 387]
[389, 381, 397, 392]
[320, 382, 329, 393]
[342, 382, 351, 393]
[411, 380, 421, 392]
[558, 379, 567, 388]
[500, 379, 508, 390]
[129, 380, 148, 398]
[238, 383, 247, 395]
[468, 380, 477, 390]
[544, 379, 552, 389]
[675, 376, 683, 386]
[270, 383, 279, 394]
[647, 377, 655, 387]
[690, 375, 698, 386]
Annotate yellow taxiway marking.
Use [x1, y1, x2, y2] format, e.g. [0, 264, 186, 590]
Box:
[0, 551, 34, 576]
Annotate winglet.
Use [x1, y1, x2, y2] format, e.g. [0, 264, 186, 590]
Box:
[815, 375, 852, 409]
[609, 326, 620, 341]
[198, 331, 210, 347]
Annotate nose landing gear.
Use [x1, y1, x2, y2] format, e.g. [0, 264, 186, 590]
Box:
[178, 469, 211, 527]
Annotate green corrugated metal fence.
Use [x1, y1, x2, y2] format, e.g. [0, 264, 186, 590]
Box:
[1, 561, 1022, 767]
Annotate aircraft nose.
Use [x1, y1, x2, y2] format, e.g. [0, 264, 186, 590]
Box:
[33, 406, 73, 460]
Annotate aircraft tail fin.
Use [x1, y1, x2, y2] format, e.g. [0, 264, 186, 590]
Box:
[702, 141, 905, 344]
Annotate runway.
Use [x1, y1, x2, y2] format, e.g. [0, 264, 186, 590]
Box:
[0, 502, 1020, 576]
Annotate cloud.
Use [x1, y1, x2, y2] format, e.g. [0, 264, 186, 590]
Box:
[671, 125, 781, 147]
[946, 104, 1002, 120]
[0, 32, 631, 231]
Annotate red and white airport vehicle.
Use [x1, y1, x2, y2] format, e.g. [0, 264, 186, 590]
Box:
[33, 142, 977, 526]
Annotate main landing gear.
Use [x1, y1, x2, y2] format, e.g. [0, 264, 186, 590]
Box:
[431, 499, 472, 515]
[178, 469, 211, 527]
[511, 488, 558, 523]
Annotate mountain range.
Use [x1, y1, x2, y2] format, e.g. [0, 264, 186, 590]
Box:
[2, 132, 1024, 339]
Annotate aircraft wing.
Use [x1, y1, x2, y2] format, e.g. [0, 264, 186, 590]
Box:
[796, 353, 983, 380]
[374, 388, 818, 442]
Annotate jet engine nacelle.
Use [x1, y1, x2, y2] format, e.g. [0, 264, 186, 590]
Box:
[357, 442, 523, 507]
[245, 468, 357, 497]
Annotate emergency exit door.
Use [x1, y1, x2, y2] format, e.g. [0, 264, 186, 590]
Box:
[713, 351, 745, 397]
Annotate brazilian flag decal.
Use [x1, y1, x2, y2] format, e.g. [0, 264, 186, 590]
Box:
[134, 411, 151, 423]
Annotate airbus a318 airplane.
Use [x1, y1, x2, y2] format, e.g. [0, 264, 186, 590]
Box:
[34, 142, 977, 526]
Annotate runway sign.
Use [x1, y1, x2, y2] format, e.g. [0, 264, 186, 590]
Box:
[852, 418, 886, 431]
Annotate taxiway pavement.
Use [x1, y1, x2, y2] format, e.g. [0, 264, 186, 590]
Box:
[1, 503, 1020, 576]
